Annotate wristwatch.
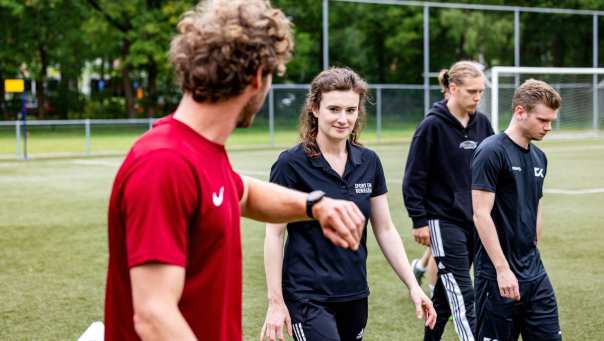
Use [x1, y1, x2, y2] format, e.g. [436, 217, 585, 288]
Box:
[306, 190, 326, 219]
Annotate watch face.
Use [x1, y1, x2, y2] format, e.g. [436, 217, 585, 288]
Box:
[308, 190, 325, 202]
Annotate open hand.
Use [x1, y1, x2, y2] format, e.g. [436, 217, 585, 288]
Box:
[410, 286, 437, 329]
[260, 300, 292, 341]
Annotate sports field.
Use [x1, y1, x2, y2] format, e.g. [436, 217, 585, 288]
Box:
[0, 122, 418, 159]
[1, 134, 603, 340]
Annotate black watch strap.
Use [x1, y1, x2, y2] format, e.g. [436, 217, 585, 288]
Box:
[306, 190, 326, 219]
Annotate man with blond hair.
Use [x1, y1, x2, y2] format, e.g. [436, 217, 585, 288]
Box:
[472, 79, 563, 341]
[103, 1, 365, 340]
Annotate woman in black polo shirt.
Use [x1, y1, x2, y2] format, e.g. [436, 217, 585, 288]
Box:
[260, 68, 436, 341]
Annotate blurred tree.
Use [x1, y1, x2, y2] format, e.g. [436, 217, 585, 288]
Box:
[272, 0, 323, 84]
[85, 0, 193, 117]
[0, 0, 25, 119]
[3, 0, 604, 119]
[0, 0, 87, 119]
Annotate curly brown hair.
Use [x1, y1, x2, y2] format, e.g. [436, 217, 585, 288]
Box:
[299, 68, 368, 158]
[169, 0, 293, 103]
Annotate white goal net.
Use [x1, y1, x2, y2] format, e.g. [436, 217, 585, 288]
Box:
[481, 67, 604, 136]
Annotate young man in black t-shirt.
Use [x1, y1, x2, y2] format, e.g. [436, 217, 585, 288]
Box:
[472, 79, 562, 341]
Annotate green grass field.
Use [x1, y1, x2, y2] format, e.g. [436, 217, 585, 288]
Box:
[1, 134, 603, 340]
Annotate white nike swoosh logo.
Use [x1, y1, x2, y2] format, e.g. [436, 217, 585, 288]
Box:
[212, 186, 224, 207]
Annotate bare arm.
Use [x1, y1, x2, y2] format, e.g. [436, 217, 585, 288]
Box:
[370, 194, 420, 288]
[472, 190, 520, 301]
[240, 176, 307, 223]
[240, 176, 365, 250]
[260, 224, 292, 340]
[536, 199, 543, 244]
[130, 264, 197, 341]
[369, 194, 436, 329]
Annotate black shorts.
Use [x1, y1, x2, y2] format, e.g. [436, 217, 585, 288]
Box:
[475, 274, 562, 341]
[285, 298, 368, 341]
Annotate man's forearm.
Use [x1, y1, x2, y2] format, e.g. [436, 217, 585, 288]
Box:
[133, 302, 196, 341]
[130, 265, 196, 341]
[242, 177, 308, 223]
[474, 213, 509, 271]
[536, 201, 543, 243]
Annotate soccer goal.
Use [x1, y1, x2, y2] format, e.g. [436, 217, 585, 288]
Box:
[485, 66, 604, 135]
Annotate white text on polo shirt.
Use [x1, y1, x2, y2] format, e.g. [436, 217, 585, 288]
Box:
[355, 183, 373, 194]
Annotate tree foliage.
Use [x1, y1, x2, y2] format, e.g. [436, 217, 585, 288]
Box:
[0, 0, 603, 118]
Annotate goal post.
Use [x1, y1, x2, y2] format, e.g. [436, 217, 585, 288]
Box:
[489, 66, 604, 133]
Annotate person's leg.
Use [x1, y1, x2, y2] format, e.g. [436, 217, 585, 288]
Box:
[475, 277, 517, 341]
[333, 298, 368, 341]
[426, 253, 438, 295]
[412, 248, 432, 284]
[428, 219, 476, 341]
[286, 300, 340, 341]
[424, 276, 452, 341]
[521, 274, 563, 341]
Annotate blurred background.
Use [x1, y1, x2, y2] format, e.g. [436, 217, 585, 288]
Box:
[2, 0, 604, 158]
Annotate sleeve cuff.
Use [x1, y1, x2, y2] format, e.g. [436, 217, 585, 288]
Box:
[411, 217, 428, 229]
[471, 185, 496, 193]
[128, 252, 186, 269]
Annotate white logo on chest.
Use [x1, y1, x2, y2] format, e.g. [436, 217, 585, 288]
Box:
[459, 140, 478, 150]
[354, 183, 372, 194]
[534, 167, 545, 178]
[212, 186, 224, 207]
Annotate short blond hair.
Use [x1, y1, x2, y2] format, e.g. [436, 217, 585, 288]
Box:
[169, 0, 294, 102]
[512, 79, 561, 113]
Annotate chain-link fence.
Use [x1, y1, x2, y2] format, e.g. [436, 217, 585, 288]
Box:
[3, 79, 603, 160]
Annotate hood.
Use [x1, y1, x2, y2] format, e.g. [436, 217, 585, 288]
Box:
[427, 100, 477, 130]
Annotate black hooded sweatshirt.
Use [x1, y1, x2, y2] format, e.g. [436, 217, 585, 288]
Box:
[403, 100, 494, 228]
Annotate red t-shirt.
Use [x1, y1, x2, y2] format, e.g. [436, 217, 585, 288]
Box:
[104, 115, 244, 340]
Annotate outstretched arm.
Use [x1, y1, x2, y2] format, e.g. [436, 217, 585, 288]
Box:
[240, 176, 365, 250]
[370, 194, 436, 329]
[472, 189, 520, 301]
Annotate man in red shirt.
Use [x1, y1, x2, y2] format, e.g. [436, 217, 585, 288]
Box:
[104, 1, 366, 340]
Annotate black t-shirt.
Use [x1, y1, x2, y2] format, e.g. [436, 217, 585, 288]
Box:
[471, 133, 547, 281]
[269, 142, 387, 302]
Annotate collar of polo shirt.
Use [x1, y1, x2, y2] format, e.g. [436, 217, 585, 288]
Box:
[309, 141, 363, 172]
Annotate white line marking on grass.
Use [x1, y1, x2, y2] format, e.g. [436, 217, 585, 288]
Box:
[71, 159, 121, 167]
[544, 188, 604, 195]
[386, 179, 604, 195]
[542, 145, 604, 153]
[70, 160, 268, 177]
[238, 169, 268, 176]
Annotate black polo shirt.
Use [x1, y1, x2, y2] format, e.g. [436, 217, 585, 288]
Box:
[471, 133, 547, 281]
[269, 142, 387, 303]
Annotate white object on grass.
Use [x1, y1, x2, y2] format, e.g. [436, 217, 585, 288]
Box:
[77, 321, 104, 341]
